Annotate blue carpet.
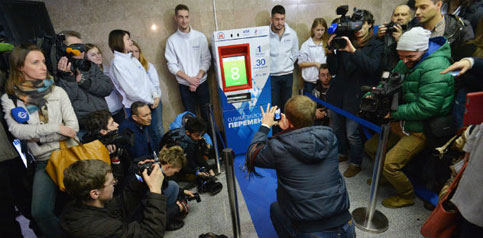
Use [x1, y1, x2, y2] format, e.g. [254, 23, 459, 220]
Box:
[234, 155, 278, 238]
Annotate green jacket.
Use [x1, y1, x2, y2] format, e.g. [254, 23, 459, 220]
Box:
[392, 37, 454, 133]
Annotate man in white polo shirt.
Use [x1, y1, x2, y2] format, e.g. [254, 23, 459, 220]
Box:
[269, 5, 299, 116]
[165, 4, 212, 122]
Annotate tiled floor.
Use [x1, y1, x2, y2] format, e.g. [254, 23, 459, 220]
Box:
[18, 158, 432, 238]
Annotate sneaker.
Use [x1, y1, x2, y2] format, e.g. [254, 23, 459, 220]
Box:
[343, 164, 361, 178]
[338, 155, 348, 162]
[166, 218, 185, 231]
[382, 195, 415, 208]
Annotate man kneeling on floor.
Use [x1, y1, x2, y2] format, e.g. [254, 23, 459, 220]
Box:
[60, 159, 166, 238]
[246, 95, 355, 238]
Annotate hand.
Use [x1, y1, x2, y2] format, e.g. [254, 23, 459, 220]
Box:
[187, 77, 200, 87]
[208, 169, 215, 176]
[57, 57, 72, 73]
[198, 171, 210, 177]
[278, 113, 290, 130]
[59, 125, 76, 138]
[75, 72, 82, 83]
[260, 104, 278, 128]
[151, 97, 160, 109]
[184, 190, 195, 197]
[142, 163, 164, 194]
[392, 24, 403, 42]
[315, 108, 326, 119]
[338, 37, 356, 53]
[377, 24, 387, 38]
[107, 144, 117, 154]
[189, 84, 197, 92]
[440, 58, 472, 77]
[384, 112, 391, 119]
[176, 201, 186, 212]
[314, 62, 321, 69]
[327, 34, 337, 46]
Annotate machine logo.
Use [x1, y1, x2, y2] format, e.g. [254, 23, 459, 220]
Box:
[218, 32, 225, 39]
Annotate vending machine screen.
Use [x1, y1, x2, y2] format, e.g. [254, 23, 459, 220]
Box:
[222, 55, 248, 88]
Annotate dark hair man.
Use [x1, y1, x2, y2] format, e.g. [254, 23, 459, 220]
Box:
[377, 4, 415, 71]
[165, 4, 212, 123]
[364, 27, 454, 208]
[414, 0, 474, 60]
[326, 9, 384, 177]
[246, 96, 354, 238]
[118, 101, 154, 159]
[312, 64, 332, 126]
[56, 30, 114, 140]
[60, 159, 166, 238]
[269, 5, 299, 117]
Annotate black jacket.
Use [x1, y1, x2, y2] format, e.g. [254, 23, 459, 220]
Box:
[247, 126, 351, 231]
[56, 62, 113, 129]
[327, 36, 384, 114]
[60, 178, 167, 238]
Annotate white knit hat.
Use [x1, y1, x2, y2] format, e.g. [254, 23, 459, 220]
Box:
[396, 27, 431, 51]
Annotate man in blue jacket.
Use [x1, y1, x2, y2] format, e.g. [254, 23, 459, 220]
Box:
[246, 95, 354, 238]
[119, 101, 154, 159]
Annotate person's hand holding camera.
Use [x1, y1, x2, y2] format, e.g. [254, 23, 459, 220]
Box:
[391, 24, 403, 42]
[140, 161, 164, 194]
[338, 36, 356, 53]
[260, 104, 278, 128]
[327, 35, 337, 54]
[184, 190, 195, 198]
[377, 23, 387, 38]
[57, 57, 72, 74]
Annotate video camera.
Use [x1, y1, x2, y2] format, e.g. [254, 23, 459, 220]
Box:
[178, 191, 201, 203]
[359, 72, 404, 124]
[55, 34, 91, 72]
[327, 5, 364, 49]
[384, 22, 408, 35]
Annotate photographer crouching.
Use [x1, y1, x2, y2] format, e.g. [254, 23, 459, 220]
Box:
[246, 96, 354, 238]
[363, 27, 454, 208]
[326, 7, 384, 177]
[60, 159, 166, 238]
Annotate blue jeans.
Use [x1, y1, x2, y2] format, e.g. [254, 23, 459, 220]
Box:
[31, 161, 59, 238]
[271, 74, 293, 113]
[178, 81, 211, 122]
[304, 81, 317, 95]
[163, 180, 179, 206]
[330, 110, 363, 166]
[270, 202, 355, 238]
[149, 102, 164, 153]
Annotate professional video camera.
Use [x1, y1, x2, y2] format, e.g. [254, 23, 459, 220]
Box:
[359, 72, 404, 124]
[327, 5, 364, 49]
[55, 34, 91, 72]
[384, 22, 408, 35]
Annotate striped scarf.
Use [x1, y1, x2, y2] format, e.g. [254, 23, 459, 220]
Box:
[14, 79, 54, 123]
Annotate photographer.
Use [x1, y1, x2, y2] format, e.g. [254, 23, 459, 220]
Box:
[377, 4, 414, 71]
[364, 27, 454, 208]
[56, 31, 113, 140]
[326, 9, 384, 177]
[60, 159, 167, 238]
[246, 96, 354, 238]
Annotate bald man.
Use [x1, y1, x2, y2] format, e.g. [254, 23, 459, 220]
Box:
[378, 4, 414, 71]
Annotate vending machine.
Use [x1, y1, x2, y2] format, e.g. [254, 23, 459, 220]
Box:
[212, 26, 271, 155]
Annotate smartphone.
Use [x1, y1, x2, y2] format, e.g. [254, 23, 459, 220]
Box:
[274, 108, 281, 121]
[448, 70, 461, 76]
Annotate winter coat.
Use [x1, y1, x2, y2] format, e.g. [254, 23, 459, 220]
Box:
[392, 37, 454, 133]
[248, 125, 351, 231]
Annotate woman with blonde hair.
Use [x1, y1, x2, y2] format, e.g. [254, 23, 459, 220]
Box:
[298, 18, 328, 94]
[131, 40, 164, 152]
[2, 43, 78, 238]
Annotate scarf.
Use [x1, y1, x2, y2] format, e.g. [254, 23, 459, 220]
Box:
[14, 79, 54, 123]
[353, 31, 374, 49]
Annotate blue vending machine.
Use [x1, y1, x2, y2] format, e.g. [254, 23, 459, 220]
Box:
[212, 26, 271, 155]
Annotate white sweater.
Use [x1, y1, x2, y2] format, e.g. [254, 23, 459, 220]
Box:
[165, 28, 211, 86]
[269, 23, 299, 76]
[110, 51, 157, 108]
[298, 38, 327, 83]
[147, 62, 162, 97]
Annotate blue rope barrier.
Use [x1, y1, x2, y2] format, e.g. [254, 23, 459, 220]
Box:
[304, 92, 382, 134]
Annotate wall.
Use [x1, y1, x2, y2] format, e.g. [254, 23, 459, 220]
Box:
[41, 0, 406, 129]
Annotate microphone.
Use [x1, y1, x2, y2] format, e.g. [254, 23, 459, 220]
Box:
[11, 107, 29, 123]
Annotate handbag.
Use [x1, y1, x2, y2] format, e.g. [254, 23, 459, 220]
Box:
[420, 157, 468, 238]
[45, 138, 110, 191]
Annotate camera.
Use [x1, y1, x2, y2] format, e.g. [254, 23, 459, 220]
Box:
[327, 5, 364, 49]
[359, 72, 404, 124]
[274, 108, 281, 121]
[55, 34, 91, 72]
[136, 161, 160, 176]
[179, 192, 201, 203]
[384, 22, 408, 35]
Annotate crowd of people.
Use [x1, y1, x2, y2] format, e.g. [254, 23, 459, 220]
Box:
[0, 0, 481, 238]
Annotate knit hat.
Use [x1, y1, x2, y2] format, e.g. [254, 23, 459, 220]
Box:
[396, 27, 431, 51]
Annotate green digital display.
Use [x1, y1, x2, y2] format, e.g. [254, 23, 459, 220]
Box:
[222, 55, 248, 88]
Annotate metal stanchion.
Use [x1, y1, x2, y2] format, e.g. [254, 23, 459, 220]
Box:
[223, 148, 241, 238]
[208, 104, 221, 174]
[352, 123, 390, 233]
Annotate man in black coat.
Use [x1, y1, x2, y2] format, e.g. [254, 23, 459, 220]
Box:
[326, 9, 384, 177]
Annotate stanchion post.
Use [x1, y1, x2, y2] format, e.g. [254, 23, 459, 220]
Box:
[208, 104, 221, 174]
[223, 148, 241, 238]
[352, 123, 390, 233]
